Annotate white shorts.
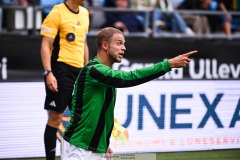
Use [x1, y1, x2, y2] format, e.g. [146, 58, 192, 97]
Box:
[61, 139, 106, 160]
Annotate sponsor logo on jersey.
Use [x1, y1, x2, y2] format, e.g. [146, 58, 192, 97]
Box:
[66, 33, 75, 42]
[76, 21, 81, 26]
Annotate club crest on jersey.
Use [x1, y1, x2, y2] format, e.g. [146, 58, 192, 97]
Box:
[66, 33, 75, 42]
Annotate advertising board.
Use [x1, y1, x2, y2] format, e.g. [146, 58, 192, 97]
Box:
[0, 37, 239, 81]
[0, 81, 239, 158]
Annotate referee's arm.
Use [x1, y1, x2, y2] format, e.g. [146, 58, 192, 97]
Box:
[41, 36, 58, 93]
[84, 40, 89, 65]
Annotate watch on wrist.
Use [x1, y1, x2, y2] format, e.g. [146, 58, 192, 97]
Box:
[43, 70, 52, 76]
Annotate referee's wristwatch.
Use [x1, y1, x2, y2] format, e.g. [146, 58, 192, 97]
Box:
[43, 70, 52, 76]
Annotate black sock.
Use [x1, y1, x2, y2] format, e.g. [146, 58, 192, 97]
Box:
[44, 125, 58, 160]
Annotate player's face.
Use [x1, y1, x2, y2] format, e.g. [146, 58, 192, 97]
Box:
[116, 0, 129, 8]
[107, 33, 126, 63]
[75, 0, 85, 5]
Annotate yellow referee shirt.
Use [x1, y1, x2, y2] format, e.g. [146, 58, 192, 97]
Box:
[40, 3, 89, 68]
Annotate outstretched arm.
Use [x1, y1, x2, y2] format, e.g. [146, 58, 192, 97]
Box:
[88, 50, 197, 88]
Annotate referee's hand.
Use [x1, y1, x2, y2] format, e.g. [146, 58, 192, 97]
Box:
[46, 73, 58, 92]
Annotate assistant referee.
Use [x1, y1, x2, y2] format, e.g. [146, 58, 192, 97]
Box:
[40, 0, 89, 159]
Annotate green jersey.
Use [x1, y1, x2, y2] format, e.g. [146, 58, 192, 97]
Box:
[63, 56, 171, 153]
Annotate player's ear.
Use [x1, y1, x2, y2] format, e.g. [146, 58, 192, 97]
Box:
[102, 41, 108, 51]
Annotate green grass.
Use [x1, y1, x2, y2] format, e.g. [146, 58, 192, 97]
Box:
[9, 149, 240, 160]
[155, 149, 240, 160]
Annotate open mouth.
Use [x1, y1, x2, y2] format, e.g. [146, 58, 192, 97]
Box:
[119, 53, 124, 58]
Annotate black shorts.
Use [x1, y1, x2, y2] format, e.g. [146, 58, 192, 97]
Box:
[44, 62, 81, 113]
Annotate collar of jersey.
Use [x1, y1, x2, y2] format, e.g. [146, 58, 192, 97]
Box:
[92, 56, 103, 64]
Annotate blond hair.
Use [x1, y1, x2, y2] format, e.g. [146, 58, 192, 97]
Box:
[96, 27, 123, 50]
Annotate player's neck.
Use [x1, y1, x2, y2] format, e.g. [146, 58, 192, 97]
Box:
[97, 53, 113, 67]
[65, 1, 80, 13]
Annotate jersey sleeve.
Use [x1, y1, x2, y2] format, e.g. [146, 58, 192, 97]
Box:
[89, 60, 171, 88]
[82, 7, 89, 34]
[40, 6, 60, 38]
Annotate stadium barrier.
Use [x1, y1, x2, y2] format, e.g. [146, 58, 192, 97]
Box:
[0, 5, 240, 38]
